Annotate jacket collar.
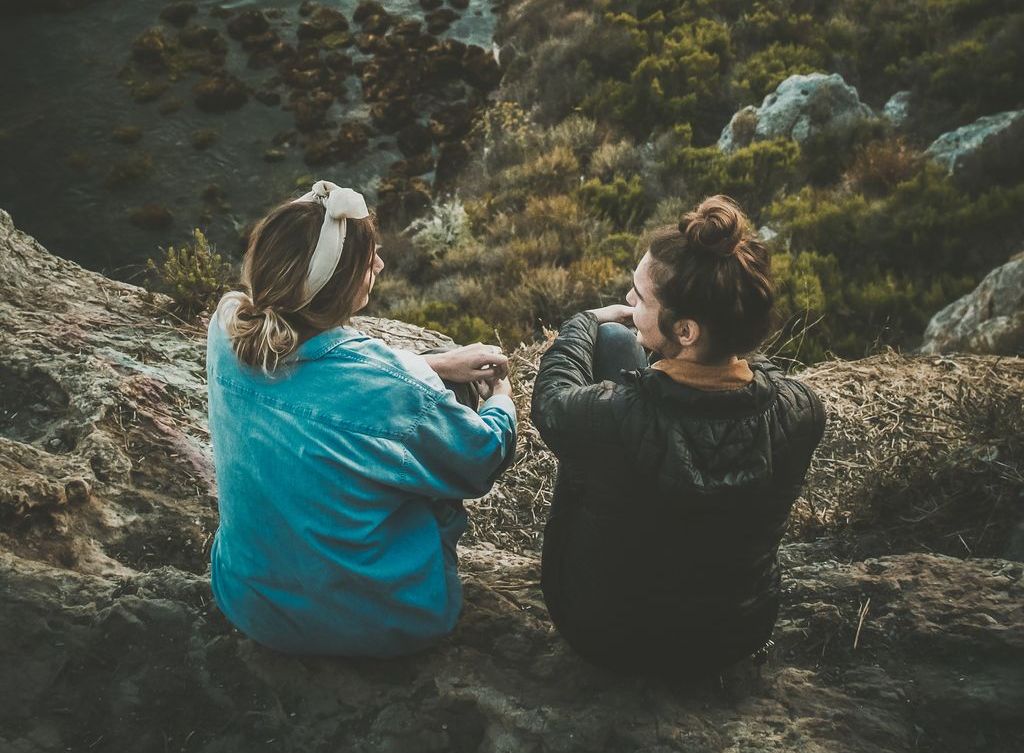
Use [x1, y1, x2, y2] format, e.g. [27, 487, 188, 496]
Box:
[651, 357, 754, 391]
[627, 360, 779, 419]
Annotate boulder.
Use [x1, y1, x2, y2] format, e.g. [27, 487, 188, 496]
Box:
[883, 90, 911, 127]
[919, 255, 1024, 356]
[924, 109, 1024, 186]
[192, 75, 248, 112]
[158, 1, 197, 27]
[718, 72, 875, 153]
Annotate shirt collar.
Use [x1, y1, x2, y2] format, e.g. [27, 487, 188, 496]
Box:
[286, 325, 366, 364]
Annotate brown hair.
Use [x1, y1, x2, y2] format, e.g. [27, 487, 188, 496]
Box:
[218, 199, 379, 372]
[646, 195, 773, 361]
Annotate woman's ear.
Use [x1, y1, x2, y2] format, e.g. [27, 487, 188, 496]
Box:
[673, 318, 701, 349]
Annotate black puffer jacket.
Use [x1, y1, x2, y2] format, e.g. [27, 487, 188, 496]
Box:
[530, 313, 826, 675]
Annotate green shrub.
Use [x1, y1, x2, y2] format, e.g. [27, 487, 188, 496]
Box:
[146, 228, 232, 318]
[578, 175, 651, 230]
[733, 43, 824, 101]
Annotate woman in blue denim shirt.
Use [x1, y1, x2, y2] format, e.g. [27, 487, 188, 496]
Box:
[207, 181, 516, 657]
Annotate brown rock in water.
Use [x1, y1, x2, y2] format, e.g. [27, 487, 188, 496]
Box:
[190, 128, 219, 150]
[389, 152, 435, 178]
[225, 8, 269, 41]
[377, 176, 432, 230]
[128, 203, 173, 230]
[192, 75, 248, 112]
[131, 28, 172, 72]
[336, 121, 371, 160]
[419, 0, 443, 9]
[448, 0, 469, 8]
[434, 139, 471, 190]
[1, 210, 1024, 752]
[111, 125, 143, 145]
[397, 122, 433, 156]
[159, 1, 197, 27]
[463, 43, 502, 90]
[371, 97, 417, 132]
[178, 24, 226, 54]
[429, 100, 476, 141]
[425, 7, 458, 34]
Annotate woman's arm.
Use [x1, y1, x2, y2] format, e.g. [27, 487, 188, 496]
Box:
[398, 387, 517, 501]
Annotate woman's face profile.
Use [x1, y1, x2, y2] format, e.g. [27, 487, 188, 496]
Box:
[627, 252, 670, 354]
[355, 245, 384, 312]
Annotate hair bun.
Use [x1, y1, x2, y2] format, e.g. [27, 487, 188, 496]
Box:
[682, 195, 745, 256]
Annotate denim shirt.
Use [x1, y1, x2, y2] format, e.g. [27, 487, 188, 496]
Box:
[206, 301, 516, 656]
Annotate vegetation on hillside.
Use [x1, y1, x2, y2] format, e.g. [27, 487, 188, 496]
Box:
[372, 0, 1024, 365]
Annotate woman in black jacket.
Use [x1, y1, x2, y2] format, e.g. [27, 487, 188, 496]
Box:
[530, 195, 826, 677]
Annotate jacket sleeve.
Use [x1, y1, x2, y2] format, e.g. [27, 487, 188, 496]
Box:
[398, 390, 517, 501]
[530, 312, 620, 456]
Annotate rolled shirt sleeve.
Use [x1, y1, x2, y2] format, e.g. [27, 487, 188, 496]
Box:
[398, 387, 517, 501]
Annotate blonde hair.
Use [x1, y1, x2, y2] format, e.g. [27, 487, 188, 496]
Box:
[218, 199, 379, 373]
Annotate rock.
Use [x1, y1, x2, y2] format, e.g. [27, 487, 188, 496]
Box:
[389, 152, 435, 178]
[130, 28, 172, 72]
[434, 139, 471, 191]
[111, 125, 143, 145]
[130, 79, 168, 104]
[370, 96, 417, 132]
[190, 128, 219, 150]
[128, 204, 173, 230]
[192, 75, 248, 112]
[2, 210, 1024, 752]
[253, 88, 281, 106]
[883, 90, 911, 127]
[919, 256, 1024, 355]
[335, 121, 371, 160]
[225, 8, 269, 41]
[397, 122, 433, 157]
[924, 109, 1024, 187]
[158, 1, 197, 27]
[718, 72, 876, 153]
[178, 24, 225, 54]
[262, 148, 287, 163]
[462, 44, 502, 90]
[429, 100, 476, 141]
[420, 0, 443, 9]
[157, 96, 183, 115]
[377, 177, 432, 229]
[425, 7, 458, 34]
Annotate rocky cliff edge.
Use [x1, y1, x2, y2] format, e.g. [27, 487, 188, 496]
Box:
[1, 209, 1022, 753]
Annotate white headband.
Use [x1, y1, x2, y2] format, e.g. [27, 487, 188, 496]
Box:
[291, 180, 370, 308]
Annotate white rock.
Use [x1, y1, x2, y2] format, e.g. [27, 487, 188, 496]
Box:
[718, 73, 875, 153]
[924, 109, 1024, 179]
[883, 91, 911, 127]
[919, 255, 1024, 355]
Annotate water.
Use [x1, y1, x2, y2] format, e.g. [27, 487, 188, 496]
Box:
[0, 0, 496, 281]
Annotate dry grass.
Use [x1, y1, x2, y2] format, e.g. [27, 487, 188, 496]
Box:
[795, 350, 1024, 558]
[466, 344, 1024, 559]
[464, 335, 558, 553]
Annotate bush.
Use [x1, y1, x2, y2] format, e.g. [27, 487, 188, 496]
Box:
[146, 228, 232, 319]
[732, 43, 824, 101]
[578, 175, 651, 230]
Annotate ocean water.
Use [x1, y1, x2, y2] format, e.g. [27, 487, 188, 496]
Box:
[0, 0, 496, 280]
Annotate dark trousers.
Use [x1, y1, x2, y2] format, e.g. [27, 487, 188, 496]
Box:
[593, 323, 648, 385]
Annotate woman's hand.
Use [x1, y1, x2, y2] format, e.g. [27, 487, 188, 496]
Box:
[425, 344, 509, 383]
[586, 304, 635, 325]
[476, 375, 512, 401]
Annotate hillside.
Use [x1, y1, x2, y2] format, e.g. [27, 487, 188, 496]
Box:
[2, 209, 1023, 752]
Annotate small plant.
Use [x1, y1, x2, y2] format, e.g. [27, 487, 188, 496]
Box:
[146, 228, 233, 319]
